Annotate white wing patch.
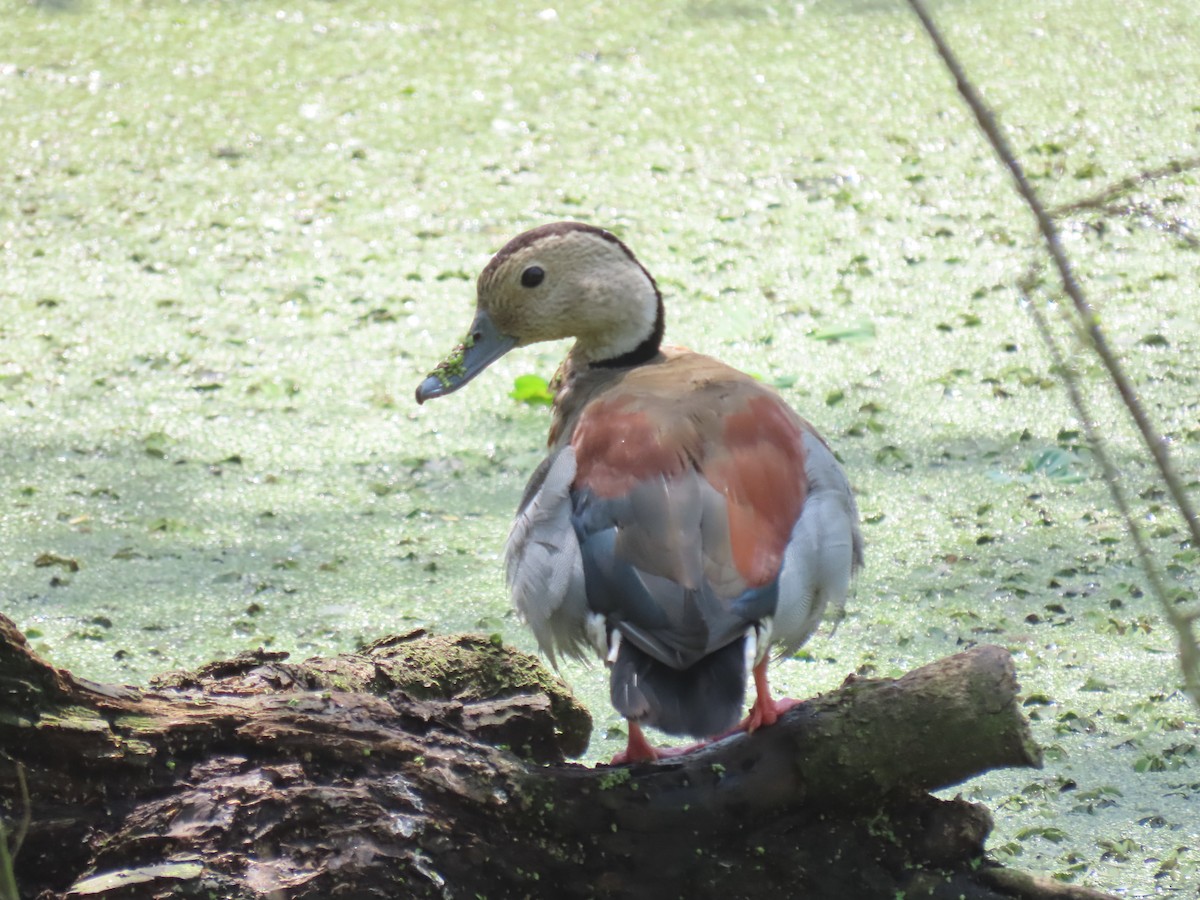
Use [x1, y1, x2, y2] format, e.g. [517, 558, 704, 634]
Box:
[505, 446, 590, 666]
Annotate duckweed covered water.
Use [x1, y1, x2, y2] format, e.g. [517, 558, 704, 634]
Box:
[2, 0, 1199, 894]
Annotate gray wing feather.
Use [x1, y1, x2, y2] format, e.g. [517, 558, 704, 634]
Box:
[505, 447, 590, 666]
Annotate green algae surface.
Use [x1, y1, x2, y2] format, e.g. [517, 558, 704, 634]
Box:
[2, 0, 1199, 894]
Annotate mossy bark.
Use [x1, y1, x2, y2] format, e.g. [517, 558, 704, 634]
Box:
[0, 614, 1115, 900]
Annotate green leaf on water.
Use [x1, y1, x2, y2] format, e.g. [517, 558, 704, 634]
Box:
[142, 430, 170, 459]
[1016, 825, 1068, 843]
[510, 374, 554, 406]
[807, 321, 876, 343]
[34, 552, 80, 572]
[1023, 448, 1088, 484]
[765, 374, 798, 389]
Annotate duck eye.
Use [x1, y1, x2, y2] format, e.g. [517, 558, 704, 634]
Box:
[520, 266, 545, 288]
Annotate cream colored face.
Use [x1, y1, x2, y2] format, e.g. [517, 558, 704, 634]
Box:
[417, 223, 665, 404]
[476, 229, 659, 361]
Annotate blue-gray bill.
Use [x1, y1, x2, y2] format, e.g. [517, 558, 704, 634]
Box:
[415, 309, 518, 404]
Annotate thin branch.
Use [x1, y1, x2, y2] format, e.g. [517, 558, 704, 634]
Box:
[1084, 201, 1199, 248]
[0, 764, 26, 900]
[0, 832, 14, 900]
[9, 766, 28, 864]
[1019, 270, 1200, 702]
[906, 0, 1200, 704]
[1049, 156, 1200, 217]
[905, 0, 1199, 549]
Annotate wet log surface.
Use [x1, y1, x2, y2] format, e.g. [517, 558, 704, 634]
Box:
[0, 613, 1118, 899]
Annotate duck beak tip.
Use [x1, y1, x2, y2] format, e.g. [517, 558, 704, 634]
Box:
[413, 310, 517, 406]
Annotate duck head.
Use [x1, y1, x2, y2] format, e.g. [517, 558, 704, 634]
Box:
[415, 222, 664, 403]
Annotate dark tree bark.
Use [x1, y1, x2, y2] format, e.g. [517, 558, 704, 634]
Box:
[0, 613, 1116, 900]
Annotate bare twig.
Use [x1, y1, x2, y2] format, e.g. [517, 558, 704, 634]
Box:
[905, 0, 1200, 704]
[1063, 199, 1200, 249]
[0, 763, 27, 900]
[1086, 202, 1198, 248]
[904, 0, 1200, 546]
[1049, 156, 1200, 217]
[9, 766, 28, 864]
[0, 832, 13, 900]
[1019, 271, 1200, 703]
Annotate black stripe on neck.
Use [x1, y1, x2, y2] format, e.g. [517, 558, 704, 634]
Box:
[592, 273, 665, 369]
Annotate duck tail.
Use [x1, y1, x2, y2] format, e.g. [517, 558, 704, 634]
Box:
[609, 634, 748, 738]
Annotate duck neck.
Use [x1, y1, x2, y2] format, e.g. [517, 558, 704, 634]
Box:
[576, 275, 665, 370]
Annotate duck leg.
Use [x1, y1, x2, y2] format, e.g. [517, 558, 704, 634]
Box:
[743, 658, 801, 732]
[610, 719, 660, 764]
[705, 659, 801, 743]
[610, 720, 719, 765]
[610, 659, 801, 764]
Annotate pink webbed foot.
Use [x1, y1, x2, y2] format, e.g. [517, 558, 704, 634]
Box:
[744, 657, 800, 732]
[607, 658, 802, 764]
[710, 658, 801, 740]
[609, 719, 659, 764]
[743, 693, 801, 732]
[608, 720, 713, 765]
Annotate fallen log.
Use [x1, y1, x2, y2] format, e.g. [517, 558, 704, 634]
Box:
[0, 613, 1115, 899]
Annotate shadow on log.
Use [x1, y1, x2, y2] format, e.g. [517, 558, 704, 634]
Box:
[0, 613, 1117, 900]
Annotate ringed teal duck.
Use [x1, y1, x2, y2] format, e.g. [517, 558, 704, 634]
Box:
[416, 222, 863, 763]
